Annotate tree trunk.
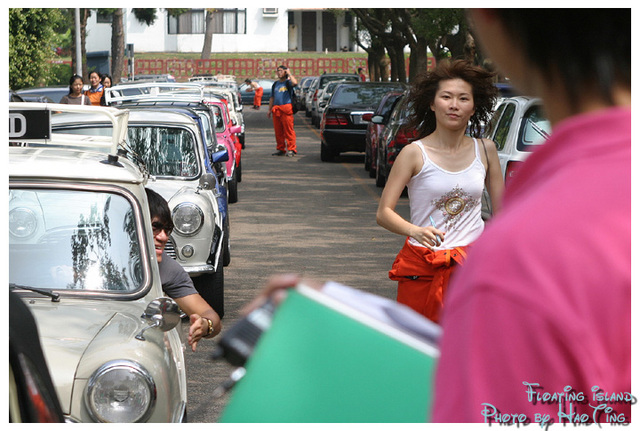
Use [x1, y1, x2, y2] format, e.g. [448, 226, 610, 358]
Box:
[201, 10, 214, 60]
[408, 36, 428, 82]
[110, 9, 125, 84]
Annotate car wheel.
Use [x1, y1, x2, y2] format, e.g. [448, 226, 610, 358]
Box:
[223, 218, 231, 267]
[228, 175, 238, 204]
[364, 148, 371, 172]
[236, 159, 242, 183]
[320, 143, 335, 162]
[193, 254, 224, 318]
[375, 157, 386, 187]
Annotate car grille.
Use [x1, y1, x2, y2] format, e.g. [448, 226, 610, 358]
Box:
[165, 237, 178, 260]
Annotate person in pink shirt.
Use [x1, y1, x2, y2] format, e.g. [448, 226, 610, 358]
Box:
[432, 9, 631, 424]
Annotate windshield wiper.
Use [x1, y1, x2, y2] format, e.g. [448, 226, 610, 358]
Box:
[10, 283, 61, 302]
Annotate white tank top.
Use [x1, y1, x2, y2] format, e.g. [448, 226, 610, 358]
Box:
[407, 138, 486, 250]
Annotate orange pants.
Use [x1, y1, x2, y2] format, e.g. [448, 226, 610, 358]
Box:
[389, 238, 469, 323]
[254, 87, 263, 107]
[272, 104, 296, 152]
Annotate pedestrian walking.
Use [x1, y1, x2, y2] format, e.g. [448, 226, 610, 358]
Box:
[432, 8, 631, 422]
[59, 74, 91, 105]
[268, 65, 298, 157]
[244, 79, 264, 110]
[376, 59, 504, 323]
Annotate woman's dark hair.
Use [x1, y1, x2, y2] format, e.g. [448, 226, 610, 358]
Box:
[101, 74, 113, 85]
[145, 188, 173, 231]
[407, 59, 497, 139]
[491, 8, 630, 109]
[68, 74, 84, 94]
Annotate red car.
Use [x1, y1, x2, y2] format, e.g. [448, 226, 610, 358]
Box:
[207, 98, 242, 203]
[375, 94, 418, 187]
[363, 91, 406, 178]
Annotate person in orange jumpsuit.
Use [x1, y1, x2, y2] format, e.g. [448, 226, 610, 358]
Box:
[267, 65, 298, 157]
[244, 79, 264, 110]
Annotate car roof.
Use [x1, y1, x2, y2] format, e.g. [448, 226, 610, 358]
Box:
[10, 146, 146, 185]
[11, 102, 129, 154]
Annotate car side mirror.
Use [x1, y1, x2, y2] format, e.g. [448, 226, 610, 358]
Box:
[371, 115, 384, 124]
[198, 172, 217, 191]
[136, 297, 181, 341]
[211, 149, 229, 164]
[229, 125, 242, 135]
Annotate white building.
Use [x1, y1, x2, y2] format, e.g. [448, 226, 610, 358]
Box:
[86, 8, 357, 54]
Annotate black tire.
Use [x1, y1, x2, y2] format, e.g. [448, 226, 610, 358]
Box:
[375, 158, 386, 188]
[320, 143, 334, 162]
[228, 175, 238, 204]
[236, 159, 242, 183]
[193, 254, 224, 319]
[223, 217, 231, 267]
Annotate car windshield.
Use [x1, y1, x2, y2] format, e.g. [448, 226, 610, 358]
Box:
[331, 85, 405, 108]
[209, 104, 226, 133]
[9, 188, 145, 293]
[519, 105, 550, 151]
[320, 75, 359, 89]
[127, 125, 200, 177]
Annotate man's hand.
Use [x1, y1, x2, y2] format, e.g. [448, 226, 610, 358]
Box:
[188, 314, 210, 352]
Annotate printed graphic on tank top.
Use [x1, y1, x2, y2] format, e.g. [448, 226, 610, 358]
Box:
[407, 138, 486, 249]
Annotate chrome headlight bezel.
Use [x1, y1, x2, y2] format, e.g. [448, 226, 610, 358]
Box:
[172, 202, 205, 236]
[84, 360, 156, 423]
[9, 207, 38, 239]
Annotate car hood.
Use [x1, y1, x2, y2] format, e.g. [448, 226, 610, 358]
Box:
[27, 299, 146, 414]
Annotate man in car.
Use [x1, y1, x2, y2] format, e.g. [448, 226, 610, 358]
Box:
[145, 188, 221, 352]
[268, 65, 298, 157]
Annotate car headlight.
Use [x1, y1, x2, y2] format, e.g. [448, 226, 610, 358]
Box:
[172, 202, 205, 236]
[9, 207, 38, 238]
[85, 360, 156, 423]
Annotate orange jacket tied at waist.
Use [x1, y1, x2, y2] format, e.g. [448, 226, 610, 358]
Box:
[389, 238, 469, 323]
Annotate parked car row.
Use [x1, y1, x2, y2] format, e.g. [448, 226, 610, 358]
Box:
[8, 74, 254, 422]
[9, 103, 189, 423]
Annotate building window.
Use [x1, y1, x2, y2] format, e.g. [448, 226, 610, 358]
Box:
[168, 9, 246, 34]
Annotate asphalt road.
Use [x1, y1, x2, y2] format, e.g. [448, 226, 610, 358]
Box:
[183, 106, 410, 423]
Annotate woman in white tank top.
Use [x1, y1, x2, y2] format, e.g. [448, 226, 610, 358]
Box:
[376, 60, 504, 323]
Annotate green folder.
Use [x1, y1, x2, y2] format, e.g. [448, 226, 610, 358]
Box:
[220, 284, 439, 423]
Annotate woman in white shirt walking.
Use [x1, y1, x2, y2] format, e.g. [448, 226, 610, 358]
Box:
[376, 59, 504, 323]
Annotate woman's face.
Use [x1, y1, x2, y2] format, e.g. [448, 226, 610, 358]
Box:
[103, 77, 112, 88]
[431, 78, 475, 131]
[70, 78, 84, 96]
[89, 72, 101, 87]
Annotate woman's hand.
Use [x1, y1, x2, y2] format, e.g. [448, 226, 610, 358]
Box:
[409, 225, 445, 249]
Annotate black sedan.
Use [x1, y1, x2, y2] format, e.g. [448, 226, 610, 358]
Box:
[320, 82, 407, 162]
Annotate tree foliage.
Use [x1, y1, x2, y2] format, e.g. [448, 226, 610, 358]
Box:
[9, 8, 64, 89]
[349, 8, 471, 82]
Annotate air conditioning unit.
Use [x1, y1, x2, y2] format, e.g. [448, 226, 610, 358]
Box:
[263, 8, 278, 16]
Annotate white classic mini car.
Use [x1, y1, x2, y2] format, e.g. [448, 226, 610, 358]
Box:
[47, 96, 229, 318]
[9, 103, 189, 422]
